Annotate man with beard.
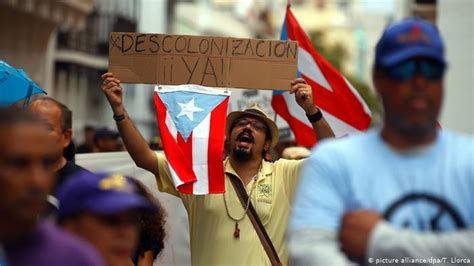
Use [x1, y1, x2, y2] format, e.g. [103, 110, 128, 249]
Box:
[0, 108, 104, 266]
[288, 18, 474, 265]
[100, 72, 334, 265]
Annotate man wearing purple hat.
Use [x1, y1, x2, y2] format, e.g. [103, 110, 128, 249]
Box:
[57, 171, 155, 266]
[0, 108, 104, 266]
[288, 17, 473, 265]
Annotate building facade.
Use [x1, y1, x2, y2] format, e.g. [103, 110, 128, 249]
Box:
[0, 0, 94, 94]
[53, 0, 140, 141]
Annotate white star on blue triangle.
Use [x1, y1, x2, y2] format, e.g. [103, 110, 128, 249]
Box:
[159, 91, 228, 141]
[177, 98, 203, 121]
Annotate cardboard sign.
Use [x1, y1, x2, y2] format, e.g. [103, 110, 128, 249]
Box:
[108, 32, 298, 90]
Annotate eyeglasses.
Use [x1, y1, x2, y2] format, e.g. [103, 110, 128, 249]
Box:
[234, 118, 267, 132]
[383, 60, 445, 81]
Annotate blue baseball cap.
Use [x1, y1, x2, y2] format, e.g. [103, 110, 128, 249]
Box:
[375, 17, 446, 68]
[57, 171, 155, 221]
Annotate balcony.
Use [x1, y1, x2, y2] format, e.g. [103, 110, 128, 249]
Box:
[1, 0, 95, 30]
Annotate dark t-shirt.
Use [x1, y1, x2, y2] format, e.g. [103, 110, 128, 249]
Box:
[43, 162, 92, 218]
[5, 221, 104, 266]
[56, 161, 90, 191]
[76, 143, 93, 154]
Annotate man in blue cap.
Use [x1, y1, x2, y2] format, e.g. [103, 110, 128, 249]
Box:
[288, 17, 473, 265]
[57, 171, 155, 266]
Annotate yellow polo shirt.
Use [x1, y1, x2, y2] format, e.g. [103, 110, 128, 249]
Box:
[155, 153, 304, 266]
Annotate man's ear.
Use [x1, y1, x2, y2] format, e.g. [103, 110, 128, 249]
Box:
[63, 128, 73, 148]
[264, 139, 271, 152]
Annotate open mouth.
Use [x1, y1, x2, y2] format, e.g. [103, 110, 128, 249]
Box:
[236, 131, 254, 145]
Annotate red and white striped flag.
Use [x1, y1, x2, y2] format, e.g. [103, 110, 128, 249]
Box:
[272, 6, 372, 147]
[154, 85, 230, 194]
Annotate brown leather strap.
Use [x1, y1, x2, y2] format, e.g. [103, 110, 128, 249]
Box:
[227, 173, 282, 266]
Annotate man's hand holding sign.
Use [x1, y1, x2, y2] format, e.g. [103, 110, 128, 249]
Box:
[108, 32, 298, 90]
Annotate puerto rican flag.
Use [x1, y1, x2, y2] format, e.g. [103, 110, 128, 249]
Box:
[272, 6, 372, 147]
[154, 85, 230, 195]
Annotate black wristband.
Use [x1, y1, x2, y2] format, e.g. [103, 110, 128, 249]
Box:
[113, 114, 126, 122]
[306, 110, 323, 123]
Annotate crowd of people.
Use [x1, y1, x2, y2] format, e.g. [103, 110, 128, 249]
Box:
[1, 17, 472, 266]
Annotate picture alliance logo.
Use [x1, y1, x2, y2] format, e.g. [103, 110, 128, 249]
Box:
[368, 257, 471, 264]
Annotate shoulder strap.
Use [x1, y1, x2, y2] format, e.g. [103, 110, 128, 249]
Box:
[227, 173, 282, 266]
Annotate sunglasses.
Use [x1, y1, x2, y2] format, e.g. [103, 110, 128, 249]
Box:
[383, 60, 445, 81]
[234, 118, 267, 132]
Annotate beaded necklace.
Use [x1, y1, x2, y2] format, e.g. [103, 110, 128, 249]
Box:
[223, 161, 261, 238]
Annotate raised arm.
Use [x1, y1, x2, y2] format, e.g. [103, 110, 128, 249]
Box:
[101, 73, 159, 176]
[290, 78, 335, 140]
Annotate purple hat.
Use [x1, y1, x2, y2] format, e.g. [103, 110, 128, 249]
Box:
[57, 171, 154, 221]
[375, 17, 446, 68]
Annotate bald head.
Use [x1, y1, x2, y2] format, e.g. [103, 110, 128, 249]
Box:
[28, 97, 72, 170]
[29, 97, 72, 132]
